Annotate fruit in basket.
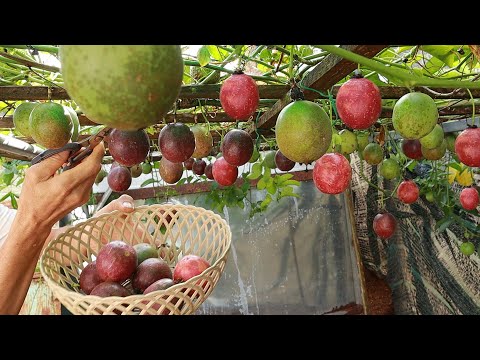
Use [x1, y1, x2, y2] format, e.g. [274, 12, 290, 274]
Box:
[144, 278, 175, 293]
[132, 258, 173, 293]
[173, 255, 210, 283]
[96, 240, 137, 283]
[133, 243, 159, 265]
[108, 129, 150, 167]
[79, 261, 103, 295]
[90, 281, 132, 297]
[143, 278, 177, 314]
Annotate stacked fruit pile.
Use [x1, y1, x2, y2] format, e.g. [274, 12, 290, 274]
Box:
[79, 240, 210, 313]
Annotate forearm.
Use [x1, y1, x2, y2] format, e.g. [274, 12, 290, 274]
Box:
[0, 219, 50, 314]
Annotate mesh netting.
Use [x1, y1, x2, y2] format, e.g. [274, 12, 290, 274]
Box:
[350, 153, 480, 315]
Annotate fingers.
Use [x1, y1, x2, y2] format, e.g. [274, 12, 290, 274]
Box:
[27, 150, 71, 182]
[94, 194, 135, 217]
[66, 142, 105, 186]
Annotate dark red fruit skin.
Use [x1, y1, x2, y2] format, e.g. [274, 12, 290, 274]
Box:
[373, 212, 397, 239]
[107, 166, 132, 192]
[90, 282, 131, 297]
[336, 78, 382, 130]
[455, 127, 480, 167]
[108, 129, 150, 167]
[212, 157, 238, 186]
[313, 153, 352, 194]
[158, 123, 195, 163]
[192, 159, 206, 175]
[184, 158, 194, 170]
[460, 187, 479, 210]
[275, 150, 295, 171]
[220, 73, 259, 120]
[132, 258, 173, 293]
[143, 278, 177, 314]
[79, 261, 102, 295]
[222, 129, 254, 166]
[204, 163, 214, 180]
[96, 240, 137, 283]
[397, 180, 419, 204]
[402, 139, 423, 160]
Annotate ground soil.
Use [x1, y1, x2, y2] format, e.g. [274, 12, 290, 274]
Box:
[363, 268, 395, 315]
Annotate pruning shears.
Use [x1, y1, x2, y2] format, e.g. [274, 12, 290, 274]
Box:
[31, 127, 112, 171]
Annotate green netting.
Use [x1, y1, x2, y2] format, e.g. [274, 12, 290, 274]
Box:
[350, 153, 480, 315]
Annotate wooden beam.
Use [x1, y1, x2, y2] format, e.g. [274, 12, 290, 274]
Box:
[0, 84, 289, 101]
[95, 170, 313, 201]
[253, 45, 387, 132]
[331, 86, 480, 99]
[0, 111, 267, 129]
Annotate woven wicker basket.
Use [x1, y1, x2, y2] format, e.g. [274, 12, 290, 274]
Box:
[40, 204, 231, 315]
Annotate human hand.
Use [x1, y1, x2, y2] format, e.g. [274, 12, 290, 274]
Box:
[17, 142, 104, 238]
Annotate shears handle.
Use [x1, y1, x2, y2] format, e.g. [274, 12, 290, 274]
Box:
[31, 143, 82, 166]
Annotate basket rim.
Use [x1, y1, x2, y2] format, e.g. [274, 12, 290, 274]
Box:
[39, 203, 232, 302]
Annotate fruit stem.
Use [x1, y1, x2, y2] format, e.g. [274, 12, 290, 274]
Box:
[317, 45, 480, 89]
[288, 45, 295, 80]
[466, 88, 476, 127]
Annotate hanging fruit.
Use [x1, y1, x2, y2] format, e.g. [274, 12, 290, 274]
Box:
[392, 92, 438, 140]
[397, 179, 419, 204]
[373, 212, 397, 239]
[313, 153, 352, 194]
[455, 126, 480, 167]
[336, 73, 382, 130]
[219, 71, 259, 120]
[158, 123, 195, 163]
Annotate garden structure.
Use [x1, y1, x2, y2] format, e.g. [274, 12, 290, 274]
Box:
[0, 45, 479, 315]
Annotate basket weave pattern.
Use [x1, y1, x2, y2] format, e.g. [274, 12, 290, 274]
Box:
[40, 204, 231, 315]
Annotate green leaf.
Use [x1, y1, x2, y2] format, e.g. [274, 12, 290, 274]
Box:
[247, 162, 263, 180]
[234, 45, 244, 56]
[241, 181, 250, 192]
[281, 179, 301, 187]
[140, 178, 156, 187]
[435, 217, 454, 232]
[257, 177, 267, 190]
[2, 172, 13, 186]
[266, 181, 276, 195]
[10, 193, 17, 209]
[0, 192, 11, 203]
[260, 48, 272, 61]
[298, 45, 313, 58]
[260, 194, 272, 209]
[422, 45, 460, 68]
[176, 178, 187, 186]
[206, 46, 225, 61]
[197, 46, 211, 67]
[276, 173, 294, 186]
